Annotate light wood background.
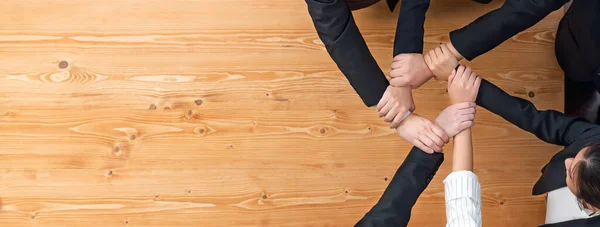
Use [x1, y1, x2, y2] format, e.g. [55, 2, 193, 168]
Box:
[0, 0, 565, 226]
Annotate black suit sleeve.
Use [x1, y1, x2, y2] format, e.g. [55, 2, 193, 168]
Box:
[393, 0, 430, 56]
[305, 0, 389, 107]
[355, 147, 444, 227]
[449, 0, 568, 61]
[476, 79, 600, 146]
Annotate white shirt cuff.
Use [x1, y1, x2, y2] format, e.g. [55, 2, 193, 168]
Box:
[443, 170, 481, 201]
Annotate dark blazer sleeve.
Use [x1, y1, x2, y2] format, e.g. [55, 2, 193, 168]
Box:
[355, 147, 444, 227]
[476, 79, 600, 146]
[305, 0, 389, 107]
[449, 0, 568, 61]
[393, 0, 430, 56]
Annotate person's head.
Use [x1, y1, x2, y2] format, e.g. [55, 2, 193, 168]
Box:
[565, 142, 600, 212]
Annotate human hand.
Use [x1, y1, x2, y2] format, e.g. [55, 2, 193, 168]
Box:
[389, 54, 434, 89]
[377, 85, 415, 129]
[424, 43, 459, 81]
[396, 114, 450, 153]
[448, 66, 482, 104]
[435, 102, 476, 137]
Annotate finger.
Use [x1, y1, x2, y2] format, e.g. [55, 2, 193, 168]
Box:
[391, 59, 403, 69]
[389, 109, 408, 128]
[389, 68, 402, 78]
[419, 134, 440, 153]
[452, 102, 473, 110]
[434, 47, 444, 60]
[424, 52, 433, 67]
[441, 43, 453, 57]
[378, 101, 393, 117]
[412, 138, 433, 154]
[384, 107, 399, 122]
[474, 76, 482, 91]
[376, 94, 389, 111]
[430, 123, 449, 144]
[459, 106, 476, 115]
[409, 102, 416, 112]
[389, 77, 411, 87]
[425, 129, 445, 150]
[429, 49, 438, 61]
[459, 102, 477, 110]
[458, 120, 475, 131]
[468, 71, 477, 86]
[462, 67, 472, 84]
[448, 69, 456, 91]
[460, 113, 476, 122]
[393, 54, 405, 61]
[455, 65, 466, 82]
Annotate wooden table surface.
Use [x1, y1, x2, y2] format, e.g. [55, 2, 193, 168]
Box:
[0, 0, 564, 226]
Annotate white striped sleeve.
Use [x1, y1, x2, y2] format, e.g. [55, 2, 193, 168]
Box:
[444, 170, 482, 227]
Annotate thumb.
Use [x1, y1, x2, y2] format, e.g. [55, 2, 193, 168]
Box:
[390, 76, 412, 87]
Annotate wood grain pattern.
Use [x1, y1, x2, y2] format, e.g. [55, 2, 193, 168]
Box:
[0, 0, 565, 226]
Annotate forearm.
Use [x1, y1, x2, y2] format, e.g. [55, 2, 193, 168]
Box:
[452, 128, 473, 172]
[448, 0, 567, 60]
[305, 0, 389, 107]
[355, 147, 444, 226]
[476, 79, 600, 145]
[393, 0, 430, 56]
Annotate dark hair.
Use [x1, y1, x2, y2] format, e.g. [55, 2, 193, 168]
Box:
[575, 142, 600, 209]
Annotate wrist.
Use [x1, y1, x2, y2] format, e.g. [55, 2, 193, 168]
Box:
[400, 113, 417, 126]
[446, 42, 463, 61]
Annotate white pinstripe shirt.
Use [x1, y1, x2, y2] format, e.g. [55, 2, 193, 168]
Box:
[444, 171, 482, 227]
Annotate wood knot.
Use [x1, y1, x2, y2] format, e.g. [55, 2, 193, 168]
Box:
[261, 194, 268, 199]
[185, 110, 193, 119]
[194, 99, 203, 106]
[187, 189, 192, 194]
[129, 134, 136, 140]
[154, 194, 160, 200]
[195, 126, 209, 136]
[384, 177, 388, 181]
[499, 201, 505, 205]
[344, 189, 349, 194]
[107, 170, 113, 176]
[149, 104, 157, 110]
[30, 213, 36, 219]
[113, 146, 120, 154]
[227, 144, 234, 149]
[319, 128, 328, 135]
[308, 125, 336, 137]
[58, 61, 69, 69]
[527, 91, 535, 98]
[125, 220, 129, 224]
[164, 107, 171, 111]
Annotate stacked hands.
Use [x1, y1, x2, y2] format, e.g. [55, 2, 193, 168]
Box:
[377, 43, 481, 153]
